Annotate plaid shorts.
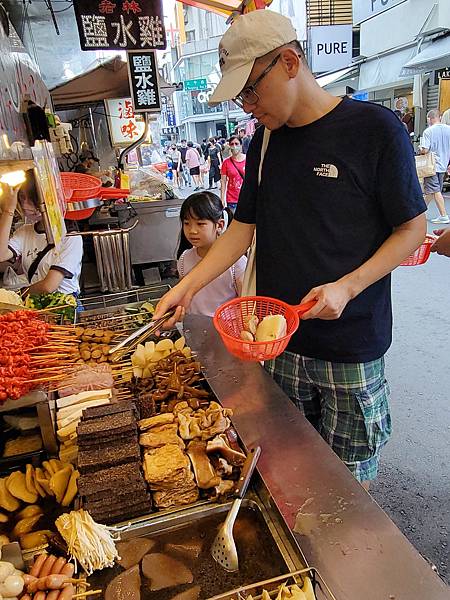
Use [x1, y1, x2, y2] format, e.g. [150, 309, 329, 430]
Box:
[265, 352, 392, 482]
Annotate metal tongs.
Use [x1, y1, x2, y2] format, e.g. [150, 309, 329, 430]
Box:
[108, 308, 176, 361]
[211, 446, 261, 572]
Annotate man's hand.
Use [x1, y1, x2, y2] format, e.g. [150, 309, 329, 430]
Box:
[431, 228, 450, 257]
[153, 279, 195, 330]
[300, 280, 353, 320]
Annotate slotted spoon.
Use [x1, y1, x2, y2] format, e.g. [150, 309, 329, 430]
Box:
[211, 446, 261, 572]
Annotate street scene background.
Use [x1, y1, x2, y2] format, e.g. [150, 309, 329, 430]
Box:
[372, 197, 450, 583]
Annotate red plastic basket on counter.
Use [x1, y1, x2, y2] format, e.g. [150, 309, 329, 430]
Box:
[60, 172, 102, 201]
[400, 235, 436, 266]
[213, 296, 315, 362]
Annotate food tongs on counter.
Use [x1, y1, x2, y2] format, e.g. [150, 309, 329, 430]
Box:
[108, 308, 176, 362]
[211, 446, 261, 572]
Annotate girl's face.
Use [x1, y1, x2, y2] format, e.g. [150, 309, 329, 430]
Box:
[183, 213, 224, 249]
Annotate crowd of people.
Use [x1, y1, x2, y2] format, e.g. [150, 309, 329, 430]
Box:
[164, 128, 252, 210]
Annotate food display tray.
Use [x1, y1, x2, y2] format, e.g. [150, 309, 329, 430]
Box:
[87, 496, 304, 600]
[208, 567, 337, 600]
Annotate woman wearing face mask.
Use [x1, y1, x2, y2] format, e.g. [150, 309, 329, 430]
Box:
[0, 171, 83, 297]
[220, 135, 246, 212]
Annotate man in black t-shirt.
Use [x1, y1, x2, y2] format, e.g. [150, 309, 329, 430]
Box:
[154, 11, 426, 487]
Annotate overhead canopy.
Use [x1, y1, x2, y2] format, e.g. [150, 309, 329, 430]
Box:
[51, 56, 175, 110]
[402, 35, 450, 75]
[316, 66, 358, 88]
[359, 46, 416, 91]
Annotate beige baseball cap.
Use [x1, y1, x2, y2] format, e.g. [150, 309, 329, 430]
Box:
[209, 10, 297, 106]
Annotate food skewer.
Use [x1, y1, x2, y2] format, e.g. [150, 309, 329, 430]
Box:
[73, 590, 102, 599]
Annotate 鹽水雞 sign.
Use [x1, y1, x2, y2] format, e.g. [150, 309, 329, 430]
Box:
[73, 0, 166, 51]
[127, 50, 161, 113]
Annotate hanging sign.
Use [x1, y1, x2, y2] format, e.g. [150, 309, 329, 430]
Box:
[310, 25, 353, 73]
[184, 78, 208, 91]
[73, 0, 166, 51]
[126, 50, 161, 113]
[104, 97, 145, 146]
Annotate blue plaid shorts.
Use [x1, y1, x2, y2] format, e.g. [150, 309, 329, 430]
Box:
[265, 352, 392, 482]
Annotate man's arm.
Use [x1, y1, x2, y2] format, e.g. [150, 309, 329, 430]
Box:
[153, 219, 254, 325]
[301, 214, 426, 319]
[220, 175, 227, 207]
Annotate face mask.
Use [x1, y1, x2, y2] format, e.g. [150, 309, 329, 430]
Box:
[230, 144, 241, 155]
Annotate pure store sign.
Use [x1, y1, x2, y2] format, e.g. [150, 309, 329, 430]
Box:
[310, 25, 353, 74]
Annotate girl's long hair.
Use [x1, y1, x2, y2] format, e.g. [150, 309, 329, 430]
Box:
[177, 191, 233, 259]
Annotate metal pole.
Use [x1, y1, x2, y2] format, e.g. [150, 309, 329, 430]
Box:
[223, 101, 230, 137]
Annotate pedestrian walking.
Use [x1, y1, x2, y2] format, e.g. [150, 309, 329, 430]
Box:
[238, 128, 251, 154]
[221, 135, 246, 211]
[420, 109, 450, 224]
[167, 144, 181, 188]
[185, 142, 202, 190]
[220, 137, 232, 160]
[207, 138, 222, 190]
[177, 192, 246, 317]
[201, 138, 209, 160]
[179, 140, 191, 187]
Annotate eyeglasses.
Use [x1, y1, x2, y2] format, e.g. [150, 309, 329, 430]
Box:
[233, 54, 281, 109]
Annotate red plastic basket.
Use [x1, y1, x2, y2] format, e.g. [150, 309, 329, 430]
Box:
[60, 172, 102, 201]
[213, 296, 316, 362]
[400, 235, 436, 266]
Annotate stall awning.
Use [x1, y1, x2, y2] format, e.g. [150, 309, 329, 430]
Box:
[401, 35, 450, 75]
[50, 56, 175, 110]
[316, 66, 358, 88]
[358, 46, 416, 91]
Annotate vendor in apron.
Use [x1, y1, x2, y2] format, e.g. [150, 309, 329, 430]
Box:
[0, 171, 83, 297]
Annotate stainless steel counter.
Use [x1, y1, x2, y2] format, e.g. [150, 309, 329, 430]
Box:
[184, 315, 449, 600]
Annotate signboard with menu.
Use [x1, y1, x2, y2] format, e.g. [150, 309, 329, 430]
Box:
[73, 0, 166, 51]
[126, 50, 161, 113]
[31, 141, 66, 246]
[104, 98, 146, 146]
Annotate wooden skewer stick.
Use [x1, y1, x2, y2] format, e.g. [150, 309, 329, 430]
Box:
[72, 590, 102, 599]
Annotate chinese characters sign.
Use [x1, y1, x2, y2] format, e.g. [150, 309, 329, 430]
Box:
[104, 98, 146, 146]
[126, 50, 161, 113]
[73, 0, 166, 51]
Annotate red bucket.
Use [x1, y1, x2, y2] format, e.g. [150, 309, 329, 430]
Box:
[400, 235, 436, 266]
[213, 296, 315, 362]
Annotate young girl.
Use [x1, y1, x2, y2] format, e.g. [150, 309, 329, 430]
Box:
[177, 192, 247, 317]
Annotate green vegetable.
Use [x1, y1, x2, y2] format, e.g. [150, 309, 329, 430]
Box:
[24, 293, 76, 322]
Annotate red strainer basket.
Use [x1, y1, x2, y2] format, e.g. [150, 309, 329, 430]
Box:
[400, 235, 436, 266]
[213, 296, 316, 362]
[60, 172, 102, 201]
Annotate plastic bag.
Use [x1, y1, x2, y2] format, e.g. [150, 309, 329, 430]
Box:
[128, 165, 168, 198]
[3, 266, 28, 290]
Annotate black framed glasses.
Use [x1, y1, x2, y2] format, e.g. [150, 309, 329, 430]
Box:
[233, 54, 281, 109]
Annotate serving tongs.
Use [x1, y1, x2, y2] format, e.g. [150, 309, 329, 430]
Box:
[108, 308, 176, 362]
[211, 446, 261, 572]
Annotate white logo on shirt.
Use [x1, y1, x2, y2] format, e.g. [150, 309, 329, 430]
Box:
[313, 164, 339, 178]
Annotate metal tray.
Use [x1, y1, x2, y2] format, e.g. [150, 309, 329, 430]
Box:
[207, 567, 337, 600]
[87, 496, 304, 600]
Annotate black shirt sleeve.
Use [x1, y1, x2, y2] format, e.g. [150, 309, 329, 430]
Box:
[375, 123, 427, 227]
[234, 127, 264, 224]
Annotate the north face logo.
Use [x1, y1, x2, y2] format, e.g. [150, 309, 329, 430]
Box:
[313, 164, 338, 178]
